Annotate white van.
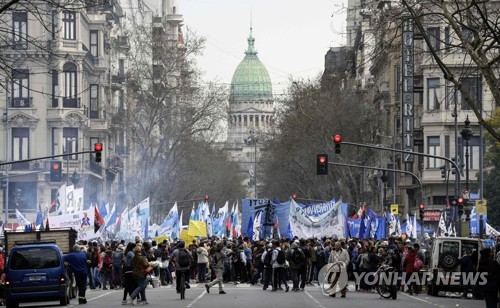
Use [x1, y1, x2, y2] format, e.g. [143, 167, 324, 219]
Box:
[427, 237, 486, 297]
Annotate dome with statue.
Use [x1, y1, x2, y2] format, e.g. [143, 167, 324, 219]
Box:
[230, 28, 273, 102]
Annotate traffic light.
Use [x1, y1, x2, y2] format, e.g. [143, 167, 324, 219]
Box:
[292, 194, 297, 200]
[419, 204, 425, 220]
[333, 135, 342, 154]
[457, 197, 464, 216]
[316, 154, 328, 175]
[50, 161, 62, 182]
[440, 165, 447, 179]
[204, 195, 209, 202]
[94, 143, 103, 163]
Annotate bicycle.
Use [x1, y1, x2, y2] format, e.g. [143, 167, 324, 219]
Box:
[375, 262, 397, 300]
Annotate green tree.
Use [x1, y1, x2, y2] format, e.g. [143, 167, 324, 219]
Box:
[484, 109, 500, 228]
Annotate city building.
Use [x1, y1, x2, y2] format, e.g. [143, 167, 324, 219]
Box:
[0, 0, 125, 226]
[225, 28, 275, 198]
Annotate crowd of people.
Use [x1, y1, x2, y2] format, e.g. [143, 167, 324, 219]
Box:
[59, 234, 500, 306]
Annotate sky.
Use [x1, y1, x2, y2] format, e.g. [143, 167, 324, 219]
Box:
[180, 0, 348, 95]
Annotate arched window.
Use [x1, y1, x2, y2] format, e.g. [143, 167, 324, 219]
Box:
[63, 62, 78, 107]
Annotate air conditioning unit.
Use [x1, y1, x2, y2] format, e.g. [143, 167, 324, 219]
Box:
[13, 99, 25, 107]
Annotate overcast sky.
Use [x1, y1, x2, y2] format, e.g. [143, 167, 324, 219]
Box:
[180, 0, 347, 95]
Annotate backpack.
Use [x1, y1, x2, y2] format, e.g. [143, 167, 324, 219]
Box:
[276, 249, 286, 265]
[414, 256, 423, 271]
[264, 250, 273, 267]
[177, 249, 191, 267]
[292, 248, 305, 264]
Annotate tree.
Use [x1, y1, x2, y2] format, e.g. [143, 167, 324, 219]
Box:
[260, 75, 384, 206]
[113, 12, 238, 210]
[484, 109, 500, 227]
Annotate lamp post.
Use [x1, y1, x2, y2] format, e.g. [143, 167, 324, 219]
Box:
[460, 116, 474, 191]
[245, 130, 258, 199]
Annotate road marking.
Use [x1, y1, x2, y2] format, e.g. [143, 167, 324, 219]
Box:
[87, 290, 114, 301]
[401, 292, 447, 306]
[186, 290, 206, 308]
[304, 290, 327, 308]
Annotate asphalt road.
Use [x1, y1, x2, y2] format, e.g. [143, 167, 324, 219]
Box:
[18, 283, 479, 308]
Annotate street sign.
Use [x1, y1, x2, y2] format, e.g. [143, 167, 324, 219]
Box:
[390, 204, 399, 215]
[475, 199, 487, 207]
[477, 205, 487, 215]
[462, 190, 470, 200]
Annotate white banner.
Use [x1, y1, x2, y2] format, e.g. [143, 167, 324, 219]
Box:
[67, 188, 84, 214]
[63, 185, 75, 214]
[289, 199, 344, 239]
[49, 210, 96, 241]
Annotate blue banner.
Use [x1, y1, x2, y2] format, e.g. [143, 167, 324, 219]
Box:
[347, 218, 360, 238]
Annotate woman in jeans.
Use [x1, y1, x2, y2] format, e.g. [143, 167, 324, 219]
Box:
[128, 246, 149, 305]
[122, 243, 137, 305]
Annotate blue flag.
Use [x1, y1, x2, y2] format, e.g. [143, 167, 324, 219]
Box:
[246, 216, 254, 240]
[99, 201, 108, 219]
[35, 207, 42, 227]
[286, 222, 294, 239]
[105, 206, 117, 228]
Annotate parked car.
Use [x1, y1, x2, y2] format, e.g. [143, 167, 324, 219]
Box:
[4, 244, 74, 308]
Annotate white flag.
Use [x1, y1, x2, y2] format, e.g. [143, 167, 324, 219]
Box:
[412, 211, 418, 238]
[486, 223, 500, 236]
[438, 211, 447, 236]
[388, 211, 396, 235]
[406, 213, 413, 237]
[252, 211, 262, 242]
[16, 209, 31, 227]
[178, 209, 184, 237]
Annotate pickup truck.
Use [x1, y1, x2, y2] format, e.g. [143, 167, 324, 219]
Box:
[3, 229, 78, 308]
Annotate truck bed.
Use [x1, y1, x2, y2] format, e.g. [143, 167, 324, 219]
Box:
[4, 229, 78, 255]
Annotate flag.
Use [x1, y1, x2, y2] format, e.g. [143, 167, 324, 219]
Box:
[189, 204, 196, 221]
[94, 205, 105, 233]
[45, 218, 50, 231]
[388, 211, 396, 235]
[272, 215, 280, 239]
[395, 217, 401, 236]
[486, 223, 500, 236]
[412, 211, 418, 238]
[16, 209, 31, 227]
[246, 216, 254, 240]
[35, 205, 43, 228]
[405, 213, 413, 237]
[99, 201, 108, 220]
[105, 204, 117, 228]
[178, 209, 184, 237]
[253, 211, 262, 241]
[57, 184, 67, 214]
[48, 198, 58, 215]
[144, 218, 149, 240]
[232, 203, 240, 238]
[159, 203, 179, 239]
[39, 218, 45, 231]
[438, 211, 447, 236]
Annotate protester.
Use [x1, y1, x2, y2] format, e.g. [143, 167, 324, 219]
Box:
[477, 248, 500, 308]
[64, 245, 88, 304]
[205, 242, 227, 294]
[271, 240, 289, 292]
[327, 242, 350, 297]
[196, 242, 209, 283]
[129, 246, 150, 305]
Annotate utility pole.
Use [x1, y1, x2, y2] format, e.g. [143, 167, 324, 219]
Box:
[4, 78, 9, 227]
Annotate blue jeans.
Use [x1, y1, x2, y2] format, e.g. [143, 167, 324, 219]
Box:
[113, 266, 122, 287]
[90, 267, 99, 288]
[198, 263, 207, 282]
[131, 277, 146, 302]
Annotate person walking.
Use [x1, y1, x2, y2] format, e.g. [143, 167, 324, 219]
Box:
[64, 244, 88, 304]
[287, 241, 305, 292]
[327, 242, 350, 298]
[271, 240, 289, 292]
[477, 248, 500, 308]
[129, 246, 150, 305]
[205, 242, 227, 294]
[403, 247, 417, 295]
[112, 245, 124, 289]
[261, 243, 273, 290]
[196, 242, 209, 283]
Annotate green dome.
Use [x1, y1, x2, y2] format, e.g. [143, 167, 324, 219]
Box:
[230, 29, 273, 102]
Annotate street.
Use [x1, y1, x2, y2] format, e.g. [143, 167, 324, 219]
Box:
[18, 283, 479, 308]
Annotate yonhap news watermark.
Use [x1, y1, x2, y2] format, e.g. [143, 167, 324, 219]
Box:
[351, 271, 488, 287]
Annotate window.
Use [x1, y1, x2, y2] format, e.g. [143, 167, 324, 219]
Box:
[427, 78, 440, 110]
[119, 59, 125, 76]
[52, 70, 58, 107]
[63, 62, 77, 107]
[63, 11, 76, 40]
[11, 69, 29, 107]
[460, 77, 481, 110]
[90, 84, 99, 118]
[426, 27, 440, 51]
[12, 128, 29, 167]
[444, 27, 450, 52]
[90, 30, 98, 57]
[63, 128, 78, 160]
[51, 10, 57, 40]
[445, 83, 455, 110]
[428, 136, 440, 168]
[461, 136, 480, 170]
[13, 11, 28, 49]
[10, 248, 60, 270]
[461, 27, 473, 52]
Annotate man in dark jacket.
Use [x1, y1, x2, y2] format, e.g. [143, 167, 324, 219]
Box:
[205, 242, 227, 294]
[286, 241, 305, 291]
[64, 244, 88, 304]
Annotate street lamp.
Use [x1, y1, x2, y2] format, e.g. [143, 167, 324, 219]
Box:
[460, 116, 474, 191]
[244, 130, 258, 199]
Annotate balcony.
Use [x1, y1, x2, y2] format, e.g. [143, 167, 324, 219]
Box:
[63, 97, 81, 108]
[82, 44, 95, 67]
[10, 97, 32, 108]
[111, 74, 126, 84]
[166, 14, 183, 24]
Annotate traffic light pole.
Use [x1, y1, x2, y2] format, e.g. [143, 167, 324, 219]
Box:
[0, 150, 98, 167]
[328, 161, 422, 238]
[341, 141, 461, 197]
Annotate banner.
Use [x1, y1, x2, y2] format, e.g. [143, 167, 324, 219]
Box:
[188, 220, 207, 237]
[288, 199, 344, 239]
[49, 210, 96, 241]
[159, 203, 179, 239]
[347, 218, 360, 238]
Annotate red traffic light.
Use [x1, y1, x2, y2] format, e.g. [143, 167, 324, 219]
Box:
[52, 163, 60, 170]
[457, 197, 464, 204]
[292, 194, 297, 200]
[94, 143, 103, 152]
[204, 195, 209, 201]
[333, 135, 342, 143]
[319, 156, 326, 163]
[419, 204, 424, 210]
